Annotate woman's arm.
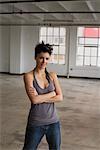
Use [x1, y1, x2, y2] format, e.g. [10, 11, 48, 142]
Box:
[45, 72, 63, 103]
[23, 72, 56, 104]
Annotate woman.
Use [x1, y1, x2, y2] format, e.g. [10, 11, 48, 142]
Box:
[23, 41, 63, 150]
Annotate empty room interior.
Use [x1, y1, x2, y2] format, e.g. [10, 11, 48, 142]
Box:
[0, 0, 100, 150]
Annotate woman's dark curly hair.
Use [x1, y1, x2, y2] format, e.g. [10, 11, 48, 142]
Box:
[35, 41, 53, 59]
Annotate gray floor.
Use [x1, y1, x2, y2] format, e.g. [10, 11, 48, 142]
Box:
[0, 74, 100, 150]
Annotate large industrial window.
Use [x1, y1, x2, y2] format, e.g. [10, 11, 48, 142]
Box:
[76, 27, 100, 67]
[40, 27, 66, 64]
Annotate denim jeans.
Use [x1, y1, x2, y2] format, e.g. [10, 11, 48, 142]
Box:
[22, 121, 61, 150]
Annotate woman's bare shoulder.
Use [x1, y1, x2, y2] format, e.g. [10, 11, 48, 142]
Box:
[49, 72, 57, 81]
[23, 70, 34, 80]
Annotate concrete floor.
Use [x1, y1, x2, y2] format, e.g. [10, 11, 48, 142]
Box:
[0, 73, 100, 150]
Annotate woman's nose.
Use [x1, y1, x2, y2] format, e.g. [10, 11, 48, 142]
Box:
[43, 58, 46, 63]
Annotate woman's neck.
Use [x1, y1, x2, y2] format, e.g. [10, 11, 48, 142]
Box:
[34, 67, 46, 76]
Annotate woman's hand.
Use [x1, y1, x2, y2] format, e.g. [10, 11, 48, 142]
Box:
[51, 91, 56, 97]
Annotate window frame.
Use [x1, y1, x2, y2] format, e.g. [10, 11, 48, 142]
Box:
[39, 26, 66, 65]
[76, 27, 100, 67]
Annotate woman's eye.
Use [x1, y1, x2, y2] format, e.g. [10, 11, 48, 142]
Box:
[46, 58, 49, 60]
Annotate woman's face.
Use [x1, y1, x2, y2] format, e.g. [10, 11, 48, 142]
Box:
[35, 52, 51, 69]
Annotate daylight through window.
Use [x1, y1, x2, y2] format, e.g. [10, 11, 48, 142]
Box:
[76, 27, 100, 67]
[40, 27, 66, 64]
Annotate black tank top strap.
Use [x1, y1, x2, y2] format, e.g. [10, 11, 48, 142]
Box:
[45, 68, 51, 82]
[33, 67, 51, 83]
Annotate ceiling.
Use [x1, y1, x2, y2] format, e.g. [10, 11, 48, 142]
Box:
[0, 0, 100, 26]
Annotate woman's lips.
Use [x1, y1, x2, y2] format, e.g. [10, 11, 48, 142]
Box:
[41, 64, 46, 68]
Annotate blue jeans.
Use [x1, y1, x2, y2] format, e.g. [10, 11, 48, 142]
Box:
[22, 121, 61, 150]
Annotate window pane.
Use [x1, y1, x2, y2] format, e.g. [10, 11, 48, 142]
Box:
[52, 54, 58, 64]
[97, 57, 100, 66]
[78, 37, 84, 45]
[84, 57, 90, 65]
[85, 47, 90, 56]
[91, 47, 97, 56]
[59, 37, 65, 45]
[91, 57, 97, 66]
[53, 46, 58, 54]
[76, 56, 83, 66]
[77, 27, 84, 36]
[98, 47, 100, 56]
[59, 46, 65, 54]
[85, 38, 98, 45]
[77, 46, 84, 55]
[53, 37, 59, 45]
[99, 38, 100, 45]
[85, 28, 98, 37]
[54, 28, 59, 36]
[60, 28, 66, 36]
[99, 28, 100, 37]
[58, 55, 65, 64]
[47, 27, 53, 36]
[40, 27, 46, 35]
[40, 36, 46, 43]
[47, 36, 53, 44]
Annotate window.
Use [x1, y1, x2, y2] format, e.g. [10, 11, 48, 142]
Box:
[40, 27, 66, 64]
[76, 27, 100, 67]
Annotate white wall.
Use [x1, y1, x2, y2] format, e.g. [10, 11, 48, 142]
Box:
[0, 26, 39, 74]
[21, 26, 39, 73]
[10, 26, 21, 73]
[0, 26, 10, 72]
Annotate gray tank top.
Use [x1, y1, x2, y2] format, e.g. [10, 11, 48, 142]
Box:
[27, 71, 59, 126]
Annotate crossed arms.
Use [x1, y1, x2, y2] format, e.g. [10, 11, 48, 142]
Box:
[23, 71, 63, 104]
